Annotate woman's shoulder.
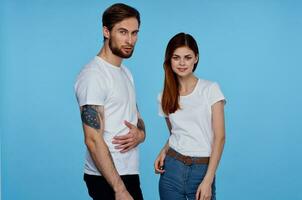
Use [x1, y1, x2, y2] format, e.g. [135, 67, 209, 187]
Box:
[197, 78, 223, 96]
[198, 78, 216, 89]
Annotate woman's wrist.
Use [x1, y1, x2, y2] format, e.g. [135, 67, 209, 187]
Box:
[202, 174, 214, 184]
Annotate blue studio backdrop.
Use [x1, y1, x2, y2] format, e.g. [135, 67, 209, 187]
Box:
[1, 0, 302, 199]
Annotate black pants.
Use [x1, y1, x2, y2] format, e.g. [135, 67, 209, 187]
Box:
[84, 173, 144, 200]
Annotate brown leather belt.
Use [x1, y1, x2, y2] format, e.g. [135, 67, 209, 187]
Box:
[166, 148, 209, 165]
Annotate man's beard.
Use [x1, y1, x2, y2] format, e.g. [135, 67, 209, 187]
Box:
[109, 39, 134, 58]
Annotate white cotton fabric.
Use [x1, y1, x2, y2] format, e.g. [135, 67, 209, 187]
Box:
[158, 79, 226, 157]
[75, 56, 139, 176]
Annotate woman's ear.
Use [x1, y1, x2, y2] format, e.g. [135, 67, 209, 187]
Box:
[195, 54, 199, 64]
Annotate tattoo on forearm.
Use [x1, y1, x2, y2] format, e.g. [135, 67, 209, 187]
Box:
[137, 118, 145, 133]
[81, 105, 101, 129]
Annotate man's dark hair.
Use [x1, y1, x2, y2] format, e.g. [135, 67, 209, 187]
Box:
[102, 3, 140, 40]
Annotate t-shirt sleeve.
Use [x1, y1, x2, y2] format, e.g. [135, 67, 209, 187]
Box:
[157, 93, 167, 117]
[75, 71, 108, 106]
[208, 82, 226, 106]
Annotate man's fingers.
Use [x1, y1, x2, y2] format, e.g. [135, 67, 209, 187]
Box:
[120, 144, 135, 153]
[115, 140, 139, 152]
[112, 139, 131, 145]
[114, 141, 133, 149]
[124, 120, 135, 129]
[113, 134, 131, 141]
[112, 133, 134, 144]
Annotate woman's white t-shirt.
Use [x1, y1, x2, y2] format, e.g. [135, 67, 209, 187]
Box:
[158, 79, 226, 157]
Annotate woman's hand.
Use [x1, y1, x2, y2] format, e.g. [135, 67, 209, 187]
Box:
[195, 179, 213, 200]
[154, 148, 167, 174]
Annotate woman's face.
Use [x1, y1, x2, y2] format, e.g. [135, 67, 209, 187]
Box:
[171, 46, 198, 78]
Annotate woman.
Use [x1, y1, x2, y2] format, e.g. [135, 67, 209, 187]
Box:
[154, 32, 226, 200]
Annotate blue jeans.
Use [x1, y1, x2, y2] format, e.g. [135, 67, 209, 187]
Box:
[159, 154, 216, 200]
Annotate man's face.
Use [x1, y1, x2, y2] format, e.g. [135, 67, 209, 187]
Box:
[106, 17, 139, 58]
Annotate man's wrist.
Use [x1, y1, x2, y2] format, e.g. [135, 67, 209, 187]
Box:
[139, 130, 145, 142]
[113, 181, 127, 193]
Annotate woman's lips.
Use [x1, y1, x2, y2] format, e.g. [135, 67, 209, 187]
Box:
[177, 68, 188, 72]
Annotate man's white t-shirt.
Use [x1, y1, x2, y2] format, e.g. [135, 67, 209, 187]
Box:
[75, 56, 139, 176]
[158, 79, 226, 157]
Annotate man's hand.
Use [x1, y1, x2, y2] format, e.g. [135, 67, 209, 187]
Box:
[112, 120, 145, 153]
[115, 188, 134, 200]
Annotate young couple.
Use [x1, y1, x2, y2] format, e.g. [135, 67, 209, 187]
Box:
[75, 3, 226, 200]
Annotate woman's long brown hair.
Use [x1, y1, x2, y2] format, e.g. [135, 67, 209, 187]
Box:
[161, 32, 199, 115]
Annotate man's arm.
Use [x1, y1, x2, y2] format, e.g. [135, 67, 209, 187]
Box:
[137, 108, 146, 141]
[80, 105, 133, 200]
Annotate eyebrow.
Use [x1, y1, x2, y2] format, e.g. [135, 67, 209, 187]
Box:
[117, 27, 139, 33]
[172, 54, 193, 57]
[117, 28, 128, 31]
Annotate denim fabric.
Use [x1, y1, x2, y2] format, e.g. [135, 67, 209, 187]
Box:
[159, 155, 216, 200]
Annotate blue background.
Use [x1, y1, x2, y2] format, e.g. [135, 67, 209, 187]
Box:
[1, 0, 302, 199]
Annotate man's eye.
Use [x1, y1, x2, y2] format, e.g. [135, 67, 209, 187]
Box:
[120, 30, 127, 34]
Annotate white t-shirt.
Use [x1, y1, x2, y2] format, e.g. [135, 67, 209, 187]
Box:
[158, 79, 226, 157]
[75, 56, 139, 176]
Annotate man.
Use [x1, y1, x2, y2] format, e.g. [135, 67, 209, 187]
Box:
[74, 3, 145, 200]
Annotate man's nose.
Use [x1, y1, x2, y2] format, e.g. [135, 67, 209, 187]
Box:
[125, 34, 133, 44]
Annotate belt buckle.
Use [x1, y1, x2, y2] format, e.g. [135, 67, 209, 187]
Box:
[183, 156, 193, 165]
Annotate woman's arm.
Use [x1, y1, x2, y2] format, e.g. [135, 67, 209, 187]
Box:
[204, 100, 226, 182]
[196, 100, 226, 200]
[154, 117, 172, 173]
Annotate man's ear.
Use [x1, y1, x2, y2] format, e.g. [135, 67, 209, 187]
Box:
[103, 26, 110, 39]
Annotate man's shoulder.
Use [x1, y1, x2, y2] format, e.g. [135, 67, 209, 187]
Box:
[78, 58, 107, 78]
[84, 57, 104, 71]
[121, 64, 135, 83]
[121, 64, 132, 74]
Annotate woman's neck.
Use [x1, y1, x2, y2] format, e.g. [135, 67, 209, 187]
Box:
[178, 75, 198, 95]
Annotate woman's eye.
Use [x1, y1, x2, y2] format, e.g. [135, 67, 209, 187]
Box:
[185, 57, 192, 60]
[172, 57, 180, 60]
